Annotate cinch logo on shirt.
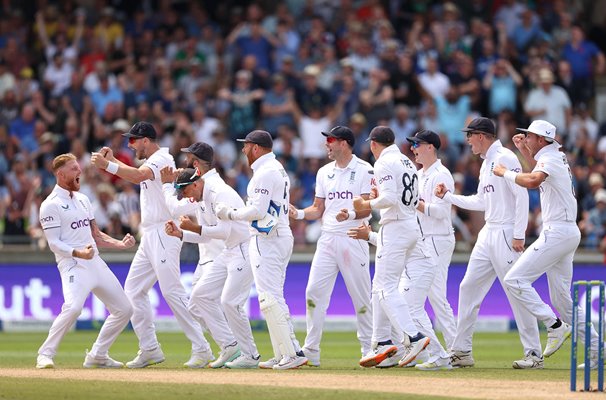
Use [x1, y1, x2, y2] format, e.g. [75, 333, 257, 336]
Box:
[71, 219, 90, 229]
[328, 191, 353, 200]
[254, 188, 269, 195]
[378, 175, 393, 184]
[40, 216, 54, 223]
[483, 184, 495, 194]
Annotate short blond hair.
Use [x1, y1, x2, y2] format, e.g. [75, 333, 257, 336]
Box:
[52, 153, 77, 173]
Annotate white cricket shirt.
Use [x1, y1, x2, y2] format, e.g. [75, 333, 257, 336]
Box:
[417, 159, 454, 236]
[140, 147, 176, 232]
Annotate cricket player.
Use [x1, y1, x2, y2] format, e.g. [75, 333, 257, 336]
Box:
[406, 129, 457, 350]
[36, 153, 134, 369]
[215, 130, 307, 370]
[435, 117, 542, 369]
[495, 120, 600, 367]
[288, 126, 373, 366]
[162, 148, 260, 369]
[353, 126, 430, 368]
[90, 122, 212, 368]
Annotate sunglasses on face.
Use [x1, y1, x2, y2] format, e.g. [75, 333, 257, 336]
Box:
[326, 136, 343, 144]
[466, 131, 482, 139]
[411, 142, 421, 149]
[128, 137, 142, 145]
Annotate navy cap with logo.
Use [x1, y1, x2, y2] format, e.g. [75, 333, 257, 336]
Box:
[366, 126, 395, 145]
[461, 117, 496, 136]
[237, 130, 273, 149]
[122, 121, 157, 140]
[174, 168, 201, 191]
[322, 126, 355, 147]
[406, 129, 441, 149]
[181, 142, 214, 163]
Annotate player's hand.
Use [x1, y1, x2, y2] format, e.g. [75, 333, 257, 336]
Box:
[215, 202, 233, 220]
[165, 220, 183, 238]
[160, 166, 178, 184]
[493, 164, 507, 177]
[288, 203, 299, 219]
[435, 183, 449, 199]
[335, 208, 351, 222]
[353, 197, 371, 213]
[99, 146, 115, 160]
[369, 186, 379, 200]
[347, 223, 371, 241]
[121, 233, 136, 248]
[179, 215, 198, 232]
[512, 238, 525, 253]
[512, 134, 526, 150]
[74, 244, 94, 260]
[90, 152, 109, 170]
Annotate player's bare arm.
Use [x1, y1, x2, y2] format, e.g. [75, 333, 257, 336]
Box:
[494, 164, 547, 189]
[91, 150, 154, 184]
[290, 197, 326, 221]
[90, 219, 136, 249]
[160, 166, 179, 184]
[337, 194, 371, 222]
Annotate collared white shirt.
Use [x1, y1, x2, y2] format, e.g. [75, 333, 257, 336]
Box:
[444, 140, 528, 239]
[370, 144, 419, 224]
[315, 155, 373, 233]
[417, 159, 454, 236]
[140, 147, 176, 231]
[39, 185, 98, 264]
[532, 143, 577, 224]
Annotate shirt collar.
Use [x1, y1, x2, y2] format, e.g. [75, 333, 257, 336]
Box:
[420, 159, 442, 176]
[483, 140, 502, 160]
[53, 184, 73, 199]
[334, 155, 358, 171]
[534, 142, 560, 161]
[378, 144, 400, 159]
[251, 152, 276, 171]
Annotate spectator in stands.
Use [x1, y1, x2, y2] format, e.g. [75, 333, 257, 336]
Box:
[261, 73, 296, 134]
[359, 68, 393, 127]
[389, 104, 417, 149]
[35, 10, 84, 65]
[580, 189, 606, 249]
[218, 69, 264, 141]
[418, 56, 450, 101]
[524, 68, 571, 136]
[9, 102, 37, 155]
[43, 52, 74, 98]
[483, 58, 523, 117]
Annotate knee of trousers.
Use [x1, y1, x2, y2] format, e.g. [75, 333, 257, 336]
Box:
[115, 303, 134, 321]
[220, 296, 245, 315]
[60, 303, 84, 321]
[503, 273, 529, 292]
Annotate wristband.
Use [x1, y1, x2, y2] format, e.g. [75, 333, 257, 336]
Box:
[347, 209, 356, 220]
[296, 209, 305, 220]
[503, 170, 518, 184]
[105, 161, 119, 175]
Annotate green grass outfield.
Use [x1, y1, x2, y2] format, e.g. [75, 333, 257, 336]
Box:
[0, 330, 591, 400]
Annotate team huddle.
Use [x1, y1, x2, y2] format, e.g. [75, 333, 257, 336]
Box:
[35, 117, 600, 371]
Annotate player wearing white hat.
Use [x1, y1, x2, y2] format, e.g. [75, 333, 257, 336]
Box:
[163, 163, 260, 369]
[495, 120, 600, 366]
[435, 117, 542, 369]
[91, 122, 212, 368]
[353, 126, 430, 368]
[288, 126, 373, 366]
[406, 129, 457, 350]
[36, 153, 134, 369]
[215, 130, 308, 370]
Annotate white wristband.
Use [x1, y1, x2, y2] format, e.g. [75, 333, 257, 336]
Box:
[296, 209, 305, 220]
[105, 161, 119, 175]
[503, 170, 518, 184]
[347, 209, 356, 220]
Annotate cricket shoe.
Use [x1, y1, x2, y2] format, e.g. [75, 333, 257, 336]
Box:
[415, 356, 453, 371]
[359, 344, 398, 368]
[273, 353, 308, 370]
[398, 333, 430, 367]
[376, 347, 404, 369]
[512, 351, 543, 369]
[301, 347, 320, 367]
[577, 352, 599, 370]
[209, 342, 240, 368]
[225, 354, 261, 369]
[83, 350, 124, 368]
[450, 350, 475, 368]
[543, 322, 572, 357]
[259, 357, 279, 369]
[126, 346, 165, 368]
[184, 348, 214, 368]
[36, 354, 54, 369]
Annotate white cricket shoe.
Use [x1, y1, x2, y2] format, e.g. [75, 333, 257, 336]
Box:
[36, 354, 54, 369]
[126, 347, 165, 369]
[209, 342, 240, 368]
[512, 351, 544, 369]
[301, 347, 320, 367]
[376, 347, 403, 369]
[273, 354, 308, 370]
[359, 344, 398, 368]
[415, 356, 453, 371]
[398, 334, 430, 367]
[225, 354, 260, 369]
[83, 351, 124, 368]
[543, 322, 572, 357]
[184, 349, 214, 368]
[577, 352, 599, 370]
[450, 350, 475, 368]
[259, 358, 280, 369]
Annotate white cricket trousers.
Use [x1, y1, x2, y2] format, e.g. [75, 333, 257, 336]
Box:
[38, 256, 132, 358]
[399, 240, 450, 361]
[304, 232, 372, 356]
[504, 223, 600, 352]
[372, 219, 420, 343]
[188, 242, 259, 357]
[426, 234, 457, 349]
[125, 227, 210, 353]
[451, 225, 541, 355]
[249, 232, 301, 356]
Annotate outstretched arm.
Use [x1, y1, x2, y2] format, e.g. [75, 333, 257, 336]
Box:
[90, 219, 136, 249]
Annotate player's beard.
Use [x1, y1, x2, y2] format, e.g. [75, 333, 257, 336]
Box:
[66, 175, 80, 192]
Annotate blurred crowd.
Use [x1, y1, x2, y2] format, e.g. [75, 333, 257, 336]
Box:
[1, 0, 606, 255]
